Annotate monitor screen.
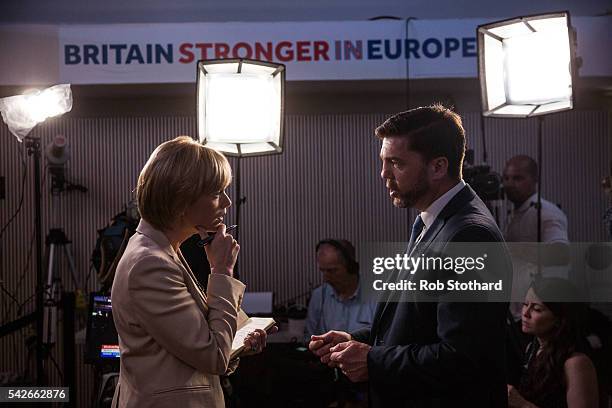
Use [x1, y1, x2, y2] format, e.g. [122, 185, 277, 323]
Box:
[85, 293, 120, 363]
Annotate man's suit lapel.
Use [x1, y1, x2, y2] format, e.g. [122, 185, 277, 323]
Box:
[371, 185, 476, 343]
[373, 217, 447, 334]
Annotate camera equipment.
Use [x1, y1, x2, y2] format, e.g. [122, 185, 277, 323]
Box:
[46, 134, 87, 195]
[463, 149, 503, 201]
[91, 203, 140, 292]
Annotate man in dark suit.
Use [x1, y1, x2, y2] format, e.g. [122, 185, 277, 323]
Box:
[309, 105, 511, 407]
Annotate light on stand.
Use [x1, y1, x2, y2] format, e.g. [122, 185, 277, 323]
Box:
[196, 59, 286, 278]
[197, 59, 285, 156]
[0, 84, 72, 141]
[0, 84, 72, 385]
[478, 12, 575, 117]
[477, 12, 576, 278]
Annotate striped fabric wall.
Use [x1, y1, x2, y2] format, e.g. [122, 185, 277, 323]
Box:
[1, 110, 610, 406]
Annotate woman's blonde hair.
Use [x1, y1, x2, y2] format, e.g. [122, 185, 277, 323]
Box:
[137, 136, 232, 230]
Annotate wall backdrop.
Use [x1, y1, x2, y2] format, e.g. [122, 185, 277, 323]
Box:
[1, 110, 610, 405]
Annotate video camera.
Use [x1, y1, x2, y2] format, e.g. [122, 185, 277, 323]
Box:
[463, 149, 503, 201]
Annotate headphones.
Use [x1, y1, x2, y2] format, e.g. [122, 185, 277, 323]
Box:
[316, 239, 359, 275]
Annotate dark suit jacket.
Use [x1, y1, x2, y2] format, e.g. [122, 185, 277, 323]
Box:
[352, 185, 511, 408]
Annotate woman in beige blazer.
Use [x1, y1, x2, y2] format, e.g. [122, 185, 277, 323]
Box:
[111, 136, 267, 408]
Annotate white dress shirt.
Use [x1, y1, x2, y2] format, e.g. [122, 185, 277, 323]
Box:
[415, 180, 467, 244]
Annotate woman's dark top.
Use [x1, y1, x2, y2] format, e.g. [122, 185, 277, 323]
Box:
[519, 339, 568, 408]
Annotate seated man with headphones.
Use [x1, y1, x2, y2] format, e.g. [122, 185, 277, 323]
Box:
[304, 239, 376, 343]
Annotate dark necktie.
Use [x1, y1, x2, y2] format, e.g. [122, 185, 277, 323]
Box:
[407, 215, 425, 255]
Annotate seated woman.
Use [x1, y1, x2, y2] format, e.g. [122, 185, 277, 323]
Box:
[111, 136, 269, 408]
[508, 277, 598, 408]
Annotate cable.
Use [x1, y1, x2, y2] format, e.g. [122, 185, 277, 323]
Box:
[47, 350, 64, 384]
[368, 15, 417, 110]
[404, 17, 417, 110]
[0, 282, 20, 311]
[0, 146, 27, 321]
[2, 163, 50, 323]
[0, 145, 27, 240]
[2, 228, 35, 323]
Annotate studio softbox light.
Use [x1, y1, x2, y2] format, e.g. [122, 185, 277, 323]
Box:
[477, 11, 576, 117]
[197, 59, 285, 157]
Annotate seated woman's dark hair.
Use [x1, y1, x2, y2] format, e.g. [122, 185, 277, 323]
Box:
[520, 277, 588, 402]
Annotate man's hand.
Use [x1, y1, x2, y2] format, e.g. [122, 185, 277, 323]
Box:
[329, 340, 371, 383]
[242, 326, 279, 356]
[308, 330, 351, 365]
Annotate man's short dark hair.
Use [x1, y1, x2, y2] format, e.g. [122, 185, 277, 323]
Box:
[506, 155, 539, 182]
[375, 104, 466, 179]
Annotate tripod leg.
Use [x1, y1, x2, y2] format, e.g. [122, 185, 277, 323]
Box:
[43, 244, 58, 345]
[63, 243, 81, 290]
[46, 244, 56, 292]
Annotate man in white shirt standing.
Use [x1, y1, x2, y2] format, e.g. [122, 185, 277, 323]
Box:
[503, 155, 570, 319]
[503, 155, 568, 244]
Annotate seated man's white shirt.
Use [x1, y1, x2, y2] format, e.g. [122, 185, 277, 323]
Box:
[304, 282, 375, 342]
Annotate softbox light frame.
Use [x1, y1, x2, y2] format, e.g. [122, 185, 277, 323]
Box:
[197, 58, 286, 157]
[477, 11, 576, 118]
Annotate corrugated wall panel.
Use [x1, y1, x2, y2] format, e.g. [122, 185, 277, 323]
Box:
[1, 110, 610, 407]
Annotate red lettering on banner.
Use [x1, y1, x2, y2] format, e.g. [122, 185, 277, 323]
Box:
[179, 43, 194, 63]
[254, 42, 273, 61]
[296, 41, 311, 61]
[275, 41, 293, 62]
[214, 43, 230, 59]
[313, 41, 330, 61]
[195, 43, 213, 60]
[233, 42, 253, 59]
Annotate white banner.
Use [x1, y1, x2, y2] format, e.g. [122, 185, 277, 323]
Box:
[1, 18, 610, 85]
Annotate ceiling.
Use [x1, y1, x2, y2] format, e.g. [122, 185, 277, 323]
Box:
[1, 0, 610, 24]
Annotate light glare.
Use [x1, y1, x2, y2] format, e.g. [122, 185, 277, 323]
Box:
[504, 29, 572, 104]
[0, 84, 72, 141]
[205, 73, 277, 143]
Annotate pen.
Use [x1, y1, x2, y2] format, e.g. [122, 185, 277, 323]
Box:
[196, 224, 238, 247]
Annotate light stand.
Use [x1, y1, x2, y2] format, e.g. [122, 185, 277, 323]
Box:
[23, 135, 45, 385]
[477, 11, 577, 277]
[0, 84, 73, 385]
[537, 116, 543, 243]
[197, 59, 286, 279]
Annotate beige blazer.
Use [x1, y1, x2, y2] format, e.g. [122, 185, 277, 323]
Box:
[111, 219, 245, 408]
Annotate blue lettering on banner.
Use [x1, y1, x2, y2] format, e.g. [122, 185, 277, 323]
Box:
[126, 44, 144, 64]
[367, 40, 383, 60]
[444, 38, 460, 57]
[384, 39, 402, 60]
[462, 37, 477, 58]
[64, 45, 81, 64]
[83, 44, 99, 64]
[63, 44, 174, 65]
[405, 39, 420, 59]
[422, 38, 442, 58]
[109, 44, 127, 64]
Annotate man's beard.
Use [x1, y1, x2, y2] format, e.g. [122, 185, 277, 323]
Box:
[391, 170, 429, 209]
